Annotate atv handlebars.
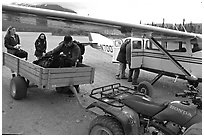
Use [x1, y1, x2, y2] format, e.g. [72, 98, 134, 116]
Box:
[175, 85, 202, 109]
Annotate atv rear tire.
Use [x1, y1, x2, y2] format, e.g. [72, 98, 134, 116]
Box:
[10, 76, 27, 100]
[137, 81, 153, 97]
[89, 115, 124, 135]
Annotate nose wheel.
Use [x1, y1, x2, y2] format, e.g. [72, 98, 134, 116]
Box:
[137, 81, 153, 97]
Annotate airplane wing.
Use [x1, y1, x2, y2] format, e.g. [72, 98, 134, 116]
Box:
[2, 4, 202, 40]
[2, 4, 202, 82]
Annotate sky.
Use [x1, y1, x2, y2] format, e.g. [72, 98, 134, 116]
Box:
[2, 0, 204, 24]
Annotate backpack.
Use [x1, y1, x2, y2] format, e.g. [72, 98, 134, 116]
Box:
[73, 40, 85, 55]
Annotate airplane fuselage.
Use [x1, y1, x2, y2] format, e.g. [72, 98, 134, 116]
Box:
[90, 33, 202, 84]
[130, 37, 202, 83]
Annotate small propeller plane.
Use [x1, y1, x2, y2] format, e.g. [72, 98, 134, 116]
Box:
[2, 4, 202, 87]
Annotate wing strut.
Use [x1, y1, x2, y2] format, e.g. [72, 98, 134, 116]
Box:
[149, 37, 197, 81]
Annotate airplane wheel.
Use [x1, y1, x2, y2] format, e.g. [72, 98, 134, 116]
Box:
[137, 81, 153, 97]
[89, 115, 124, 135]
[10, 76, 27, 100]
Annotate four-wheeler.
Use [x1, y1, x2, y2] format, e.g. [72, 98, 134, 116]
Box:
[87, 82, 202, 135]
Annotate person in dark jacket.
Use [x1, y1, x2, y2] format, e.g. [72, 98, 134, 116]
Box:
[4, 26, 28, 77]
[115, 39, 130, 79]
[45, 35, 81, 94]
[126, 40, 140, 85]
[34, 33, 47, 59]
[4, 26, 28, 60]
[46, 35, 81, 67]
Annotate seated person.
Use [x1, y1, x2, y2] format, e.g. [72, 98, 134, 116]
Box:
[4, 26, 28, 60]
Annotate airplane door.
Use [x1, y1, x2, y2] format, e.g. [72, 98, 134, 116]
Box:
[112, 39, 123, 63]
[131, 40, 143, 68]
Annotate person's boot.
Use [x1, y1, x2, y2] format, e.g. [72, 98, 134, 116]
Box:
[132, 69, 140, 85]
[128, 69, 133, 82]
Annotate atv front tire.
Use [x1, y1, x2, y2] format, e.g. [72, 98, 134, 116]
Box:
[89, 115, 124, 135]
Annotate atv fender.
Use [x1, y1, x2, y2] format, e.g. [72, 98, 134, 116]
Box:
[87, 102, 140, 135]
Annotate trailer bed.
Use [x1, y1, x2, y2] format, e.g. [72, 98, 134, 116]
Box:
[3, 52, 95, 89]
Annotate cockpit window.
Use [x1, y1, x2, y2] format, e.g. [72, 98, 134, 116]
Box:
[132, 41, 142, 49]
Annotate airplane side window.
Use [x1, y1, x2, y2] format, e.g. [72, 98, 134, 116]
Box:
[167, 42, 186, 52]
[132, 41, 142, 49]
[146, 41, 159, 50]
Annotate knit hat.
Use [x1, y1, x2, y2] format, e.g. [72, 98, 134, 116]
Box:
[64, 35, 72, 43]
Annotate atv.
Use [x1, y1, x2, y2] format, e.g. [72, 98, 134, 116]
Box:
[87, 82, 202, 135]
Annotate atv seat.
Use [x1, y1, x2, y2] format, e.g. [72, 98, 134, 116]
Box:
[121, 94, 167, 117]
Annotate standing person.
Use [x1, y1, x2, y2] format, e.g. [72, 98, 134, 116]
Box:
[45, 35, 81, 94]
[34, 33, 47, 59]
[4, 26, 28, 77]
[115, 39, 130, 79]
[126, 39, 140, 85]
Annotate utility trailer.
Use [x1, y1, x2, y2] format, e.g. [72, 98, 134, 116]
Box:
[3, 52, 95, 100]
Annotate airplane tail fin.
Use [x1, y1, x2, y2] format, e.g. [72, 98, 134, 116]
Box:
[88, 33, 114, 49]
[88, 33, 114, 45]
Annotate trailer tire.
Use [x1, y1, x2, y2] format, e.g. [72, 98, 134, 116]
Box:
[137, 81, 153, 97]
[89, 115, 124, 135]
[10, 76, 27, 100]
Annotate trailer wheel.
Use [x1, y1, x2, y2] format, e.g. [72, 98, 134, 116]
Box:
[10, 76, 27, 100]
[137, 81, 153, 97]
[89, 115, 124, 135]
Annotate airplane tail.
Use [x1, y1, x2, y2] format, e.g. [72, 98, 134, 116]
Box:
[88, 33, 115, 48]
[88, 33, 123, 63]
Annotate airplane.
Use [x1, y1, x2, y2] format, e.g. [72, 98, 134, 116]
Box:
[88, 32, 202, 86]
[2, 4, 202, 87]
